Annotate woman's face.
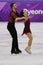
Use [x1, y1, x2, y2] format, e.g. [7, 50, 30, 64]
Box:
[23, 10, 28, 17]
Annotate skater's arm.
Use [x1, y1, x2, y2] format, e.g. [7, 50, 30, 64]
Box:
[28, 15, 34, 19]
[15, 17, 26, 21]
[10, 12, 26, 22]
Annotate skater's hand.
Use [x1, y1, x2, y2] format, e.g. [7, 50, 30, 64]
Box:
[28, 15, 34, 19]
[15, 18, 18, 22]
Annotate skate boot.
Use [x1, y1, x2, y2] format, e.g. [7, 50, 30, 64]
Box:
[25, 46, 31, 54]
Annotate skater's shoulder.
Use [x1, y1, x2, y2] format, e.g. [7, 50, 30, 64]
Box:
[9, 10, 15, 17]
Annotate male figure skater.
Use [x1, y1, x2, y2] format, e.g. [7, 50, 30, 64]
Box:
[7, 3, 26, 54]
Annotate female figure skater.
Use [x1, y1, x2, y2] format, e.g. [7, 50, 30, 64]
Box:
[20, 9, 33, 54]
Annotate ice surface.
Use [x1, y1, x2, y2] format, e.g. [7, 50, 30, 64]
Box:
[0, 22, 43, 65]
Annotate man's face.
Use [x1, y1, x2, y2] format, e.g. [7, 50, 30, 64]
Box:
[13, 3, 17, 9]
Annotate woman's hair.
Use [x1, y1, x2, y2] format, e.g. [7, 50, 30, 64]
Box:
[20, 10, 24, 17]
[10, 2, 15, 8]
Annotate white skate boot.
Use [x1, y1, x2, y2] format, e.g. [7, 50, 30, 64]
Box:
[25, 46, 31, 54]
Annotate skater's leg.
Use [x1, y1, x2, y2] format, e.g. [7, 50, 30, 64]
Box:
[27, 33, 33, 47]
[9, 28, 21, 54]
[25, 33, 33, 54]
[7, 27, 20, 54]
[14, 30, 22, 53]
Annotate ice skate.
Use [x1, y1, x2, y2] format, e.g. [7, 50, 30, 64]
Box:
[25, 46, 31, 54]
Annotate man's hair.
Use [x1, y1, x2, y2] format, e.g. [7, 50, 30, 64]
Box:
[10, 2, 16, 8]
